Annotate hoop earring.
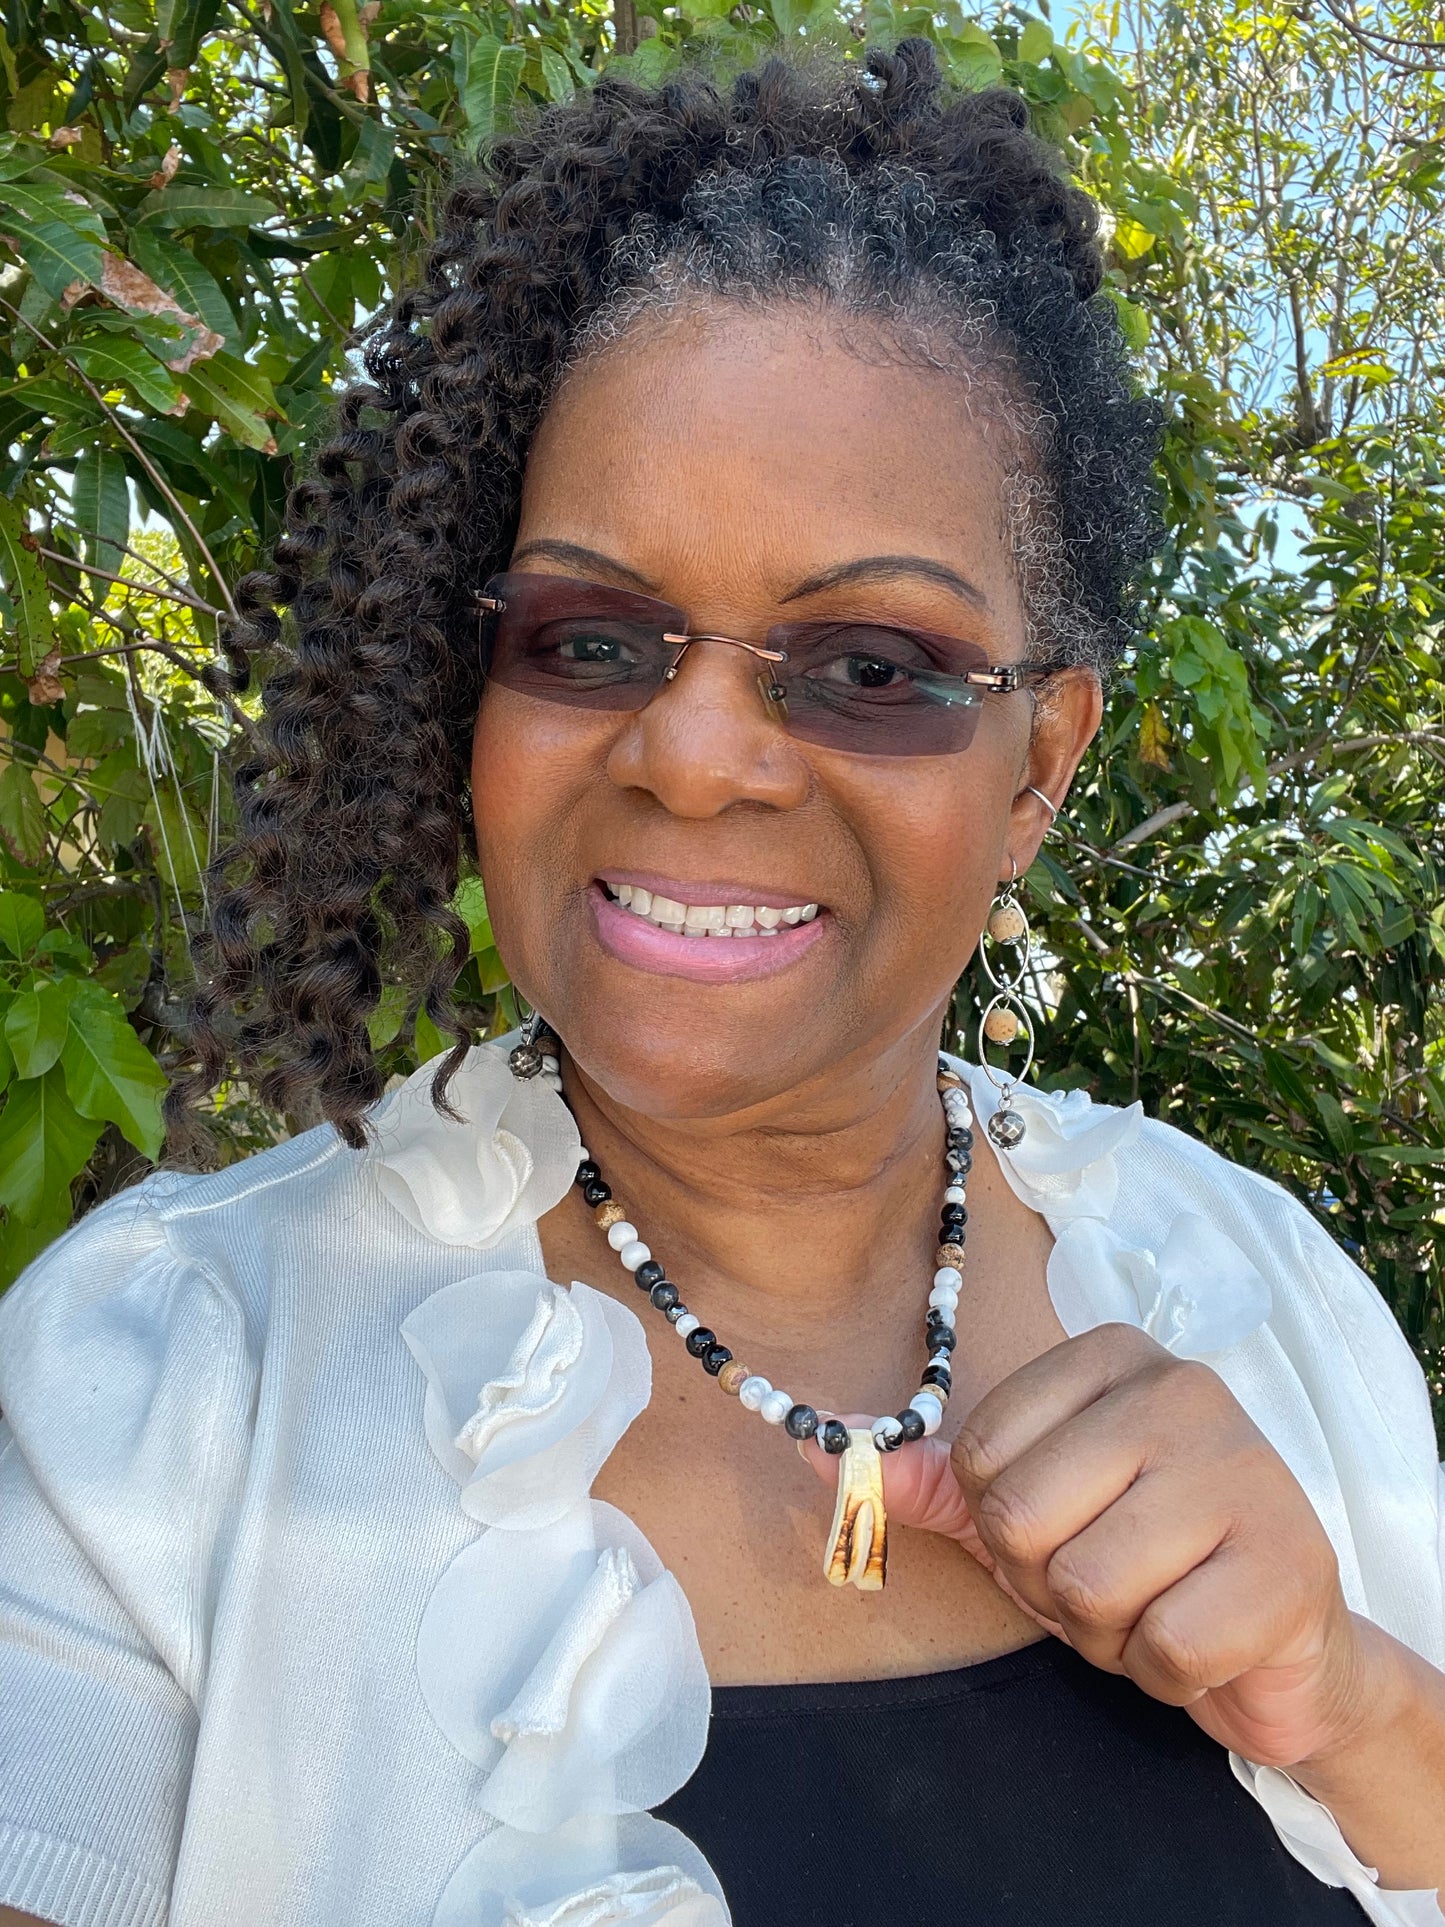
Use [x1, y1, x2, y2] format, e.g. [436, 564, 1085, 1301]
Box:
[977, 858, 1035, 1150]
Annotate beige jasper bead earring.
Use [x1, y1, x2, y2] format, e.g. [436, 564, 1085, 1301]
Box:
[977, 857, 1036, 1149]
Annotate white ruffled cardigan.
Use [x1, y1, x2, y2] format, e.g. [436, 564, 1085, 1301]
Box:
[0, 1043, 1441, 1927]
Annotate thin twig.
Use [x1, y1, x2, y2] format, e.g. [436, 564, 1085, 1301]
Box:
[34, 543, 225, 617]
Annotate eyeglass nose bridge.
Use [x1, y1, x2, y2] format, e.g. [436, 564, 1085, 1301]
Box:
[661, 631, 791, 724]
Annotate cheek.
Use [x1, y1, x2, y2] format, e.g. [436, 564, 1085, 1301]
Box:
[469, 691, 605, 908]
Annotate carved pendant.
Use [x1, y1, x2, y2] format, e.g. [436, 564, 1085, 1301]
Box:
[823, 1427, 888, 1591]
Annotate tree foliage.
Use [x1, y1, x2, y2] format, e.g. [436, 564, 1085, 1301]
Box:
[0, 0, 1439, 1428]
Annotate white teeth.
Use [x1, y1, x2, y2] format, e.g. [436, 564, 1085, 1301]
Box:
[605, 883, 820, 936]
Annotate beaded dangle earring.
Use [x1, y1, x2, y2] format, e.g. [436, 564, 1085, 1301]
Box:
[978, 859, 1036, 1150]
[507, 1005, 563, 1091]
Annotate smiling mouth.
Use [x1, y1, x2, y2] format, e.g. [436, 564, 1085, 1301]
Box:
[597, 880, 821, 939]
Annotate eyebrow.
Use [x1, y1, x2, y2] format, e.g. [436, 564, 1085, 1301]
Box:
[781, 555, 991, 612]
[509, 538, 660, 593]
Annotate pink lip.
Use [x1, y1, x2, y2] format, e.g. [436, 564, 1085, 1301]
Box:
[588, 883, 831, 983]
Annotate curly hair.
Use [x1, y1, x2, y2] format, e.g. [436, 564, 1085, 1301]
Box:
[175, 38, 1162, 1151]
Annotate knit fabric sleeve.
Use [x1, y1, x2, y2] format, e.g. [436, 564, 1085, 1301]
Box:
[0, 1188, 257, 1927]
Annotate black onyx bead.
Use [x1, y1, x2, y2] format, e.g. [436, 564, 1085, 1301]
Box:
[684, 1326, 716, 1359]
[941, 1206, 968, 1230]
[649, 1281, 679, 1312]
[635, 1260, 665, 1290]
[575, 1160, 600, 1186]
[921, 1364, 952, 1390]
[820, 1419, 850, 1455]
[897, 1408, 926, 1443]
[784, 1404, 819, 1441]
[930, 1326, 958, 1353]
[701, 1343, 732, 1376]
[581, 1179, 612, 1207]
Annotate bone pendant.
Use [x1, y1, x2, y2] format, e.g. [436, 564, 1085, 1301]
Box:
[824, 1427, 888, 1590]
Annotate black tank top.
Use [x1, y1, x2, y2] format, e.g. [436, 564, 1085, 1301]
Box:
[655, 1636, 1367, 1925]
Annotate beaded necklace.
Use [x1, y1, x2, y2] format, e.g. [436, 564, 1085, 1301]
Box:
[509, 1021, 972, 1592]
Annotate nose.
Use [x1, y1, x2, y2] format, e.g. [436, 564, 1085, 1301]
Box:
[604, 636, 811, 818]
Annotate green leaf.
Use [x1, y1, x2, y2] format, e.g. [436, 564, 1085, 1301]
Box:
[0, 1064, 103, 1224]
[1313, 1089, 1356, 1158]
[5, 980, 73, 1078]
[367, 983, 409, 1050]
[72, 444, 130, 598]
[180, 350, 278, 451]
[453, 876, 493, 954]
[539, 46, 575, 101]
[414, 1005, 446, 1062]
[135, 185, 281, 229]
[0, 890, 43, 959]
[128, 228, 241, 351]
[1018, 17, 1053, 63]
[69, 338, 184, 414]
[60, 986, 166, 1158]
[461, 36, 526, 145]
[0, 760, 47, 862]
[0, 493, 54, 675]
[0, 177, 106, 297]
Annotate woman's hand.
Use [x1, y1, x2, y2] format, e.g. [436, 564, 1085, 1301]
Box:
[805, 1321, 1376, 1769]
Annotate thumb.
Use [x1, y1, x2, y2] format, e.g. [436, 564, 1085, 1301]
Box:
[798, 1416, 1065, 1638]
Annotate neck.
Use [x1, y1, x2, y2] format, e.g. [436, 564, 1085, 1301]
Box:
[557, 1017, 953, 1340]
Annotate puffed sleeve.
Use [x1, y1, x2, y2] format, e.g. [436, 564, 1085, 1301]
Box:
[0, 1187, 257, 1927]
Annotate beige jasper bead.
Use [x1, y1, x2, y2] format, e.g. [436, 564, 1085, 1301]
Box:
[983, 1005, 1021, 1044]
[937, 1242, 966, 1267]
[595, 1200, 627, 1230]
[987, 901, 1028, 943]
[717, 1360, 750, 1397]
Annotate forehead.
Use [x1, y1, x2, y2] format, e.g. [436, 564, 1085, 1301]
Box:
[518, 304, 1024, 621]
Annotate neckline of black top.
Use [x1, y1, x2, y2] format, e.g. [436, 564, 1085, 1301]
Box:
[706, 1631, 1059, 1717]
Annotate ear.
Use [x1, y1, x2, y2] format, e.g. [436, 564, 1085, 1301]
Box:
[1008, 667, 1103, 869]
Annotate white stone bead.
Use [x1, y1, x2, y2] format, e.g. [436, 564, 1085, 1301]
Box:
[542, 1072, 563, 1091]
[929, 1349, 953, 1371]
[933, 1266, 963, 1292]
[674, 1313, 700, 1339]
[541, 1054, 560, 1073]
[912, 1392, 943, 1436]
[760, 1390, 793, 1425]
[619, 1240, 651, 1272]
[606, 1221, 638, 1252]
[928, 1285, 959, 1313]
[944, 1185, 967, 1206]
[576, 1146, 590, 1161]
[738, 1375, 772, 1411]
[871, 1415, 903, 1448]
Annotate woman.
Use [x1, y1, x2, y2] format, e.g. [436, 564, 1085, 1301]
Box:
[0, 41, 1441, 1927]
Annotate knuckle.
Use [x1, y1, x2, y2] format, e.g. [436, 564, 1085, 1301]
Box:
[951, 1422, 1009, 1489]
[1044, 1550, 1123, 1630]
[1135, 1610, 1211, 1688]
[974, 1479, 1049, 1563]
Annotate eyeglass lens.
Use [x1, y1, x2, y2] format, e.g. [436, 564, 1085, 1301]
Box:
[479, 572, 998, 758]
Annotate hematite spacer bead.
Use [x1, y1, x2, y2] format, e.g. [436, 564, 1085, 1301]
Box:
[897, 1409, 926, 1443]
[582, 1178, 612, 1207]
[635, 1260, 665, 1289]
[575, 1161, 600, 1187]
[784, 1404, 819, 1441]
[702, 1343, 733, 1376]
[649, 1281, 679, 1312]
[820, 1419, 850, 1455]
[665, 1301, 690, 1324]
[937, 1242, 966, 1267]
[685, 1327, 717, 1359]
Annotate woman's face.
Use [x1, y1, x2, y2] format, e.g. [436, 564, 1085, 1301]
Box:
[472, 305, 1101, 1120]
